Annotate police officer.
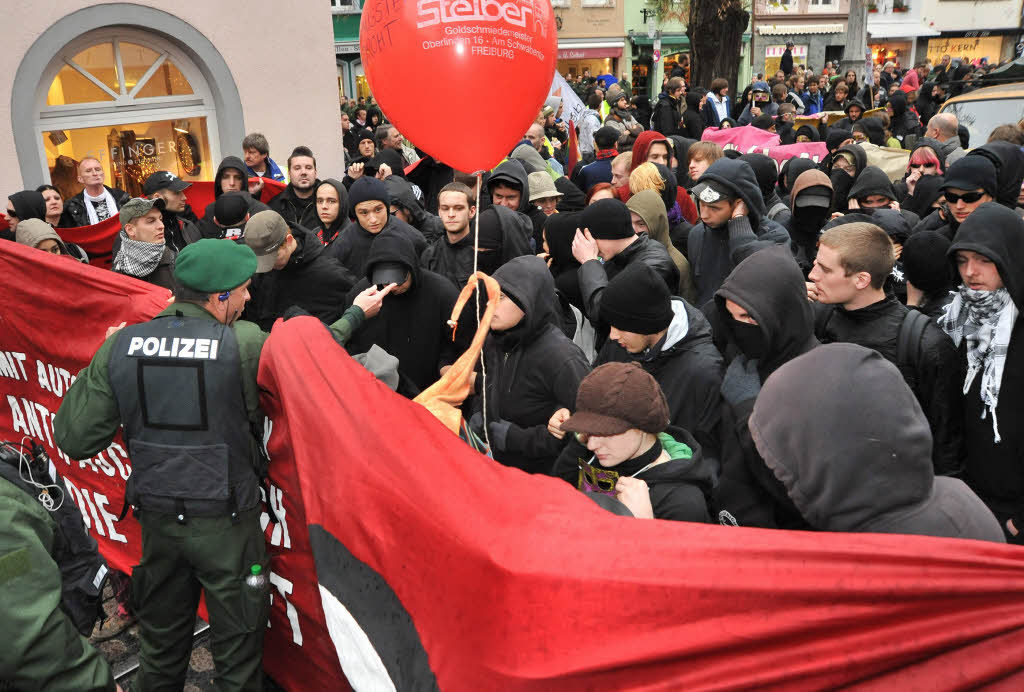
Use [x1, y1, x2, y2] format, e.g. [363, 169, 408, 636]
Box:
[55, 239, 392, 691]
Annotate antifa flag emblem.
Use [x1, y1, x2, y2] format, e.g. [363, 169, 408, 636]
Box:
[309, 526, 439, 691]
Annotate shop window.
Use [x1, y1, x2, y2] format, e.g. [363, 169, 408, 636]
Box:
[331, 0, 361, 13]
[38, 29, 219, 200]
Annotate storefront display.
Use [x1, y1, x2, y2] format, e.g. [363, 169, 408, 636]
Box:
[765, 44, 808, 76]
[926, 36, 1006, 66]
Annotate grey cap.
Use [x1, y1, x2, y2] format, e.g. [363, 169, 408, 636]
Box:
[15, 218, 69, 254]
[119, 197, 166, 227]
[243, 210, 290, 273]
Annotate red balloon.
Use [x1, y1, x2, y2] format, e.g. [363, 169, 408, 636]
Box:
[360, 0, 557, 173]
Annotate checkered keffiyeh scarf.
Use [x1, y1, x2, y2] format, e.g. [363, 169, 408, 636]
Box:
[939, 286, 1017, 443]
[112, 231, 165, 278]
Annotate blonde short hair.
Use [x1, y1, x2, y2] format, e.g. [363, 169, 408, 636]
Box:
[629, 162, 666, 195]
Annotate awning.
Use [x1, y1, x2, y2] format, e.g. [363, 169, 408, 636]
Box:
[868, 22, 940, 39]
[758, 23, 845, 35]
[557, 40, 624, 60]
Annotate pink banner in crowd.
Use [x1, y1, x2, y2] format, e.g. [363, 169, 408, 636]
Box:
[702, 125, 830, 169]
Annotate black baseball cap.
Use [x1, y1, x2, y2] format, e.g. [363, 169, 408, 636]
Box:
[143, 170, 191, 195]
[370, 261, 408, 287]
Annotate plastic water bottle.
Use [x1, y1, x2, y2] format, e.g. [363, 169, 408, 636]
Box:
[245, 564, 268, 592]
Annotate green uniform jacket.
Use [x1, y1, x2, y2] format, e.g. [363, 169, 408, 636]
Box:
[55, 302, 365, 460]
[0, 480, 115, 691]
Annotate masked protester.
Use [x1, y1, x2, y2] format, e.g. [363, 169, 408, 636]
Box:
[712, 246, 819, 528]
[552, 362, 715, 522]
[472, 255, 592, 474]
[787, 169, 833, 273]
[750, 344, 1004, 542]
[938, 203, 1024, 543]
[903, 231, 956, 318]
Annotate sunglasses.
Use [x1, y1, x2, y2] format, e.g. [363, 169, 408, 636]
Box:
[944, 191, 986, 204]
[908, 163, 936, 169]
[5, 208, 16, 218]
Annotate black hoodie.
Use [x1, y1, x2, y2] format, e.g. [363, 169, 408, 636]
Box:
[946, 203, 1024, 533]
[420, 205, 531, 289]
[712, 246, 818, 529]
[3, 191, 48, 242]
[312, 178, 350, 245]
[686, 158, 792, 308]
[482, 159, 533, 215]
[481, 255, 592, 474]
[846, 165, 921, 229]
[596, 297, 724, 458]
[832, 98, 866, 131]
[682, 92, 705, 140]
[887, 91, 920, 146]
[385, 176, 444, 243]
[203, 156, 271, 222]
[551, 425, 716, 522]
[243, 225, 357, 331]
[750, 344, 1003, 542]
[967, 141, 1024, 210]
[343, 229, 462, 396]
[853, 117, 886, 147]
[741, 153, 792, 230]
[325, 215, 426, 278]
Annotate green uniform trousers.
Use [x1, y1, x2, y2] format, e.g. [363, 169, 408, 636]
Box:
[132, 508, 269, 692]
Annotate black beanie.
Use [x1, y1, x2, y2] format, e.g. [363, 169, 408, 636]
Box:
[599, 262, 674, 334]
[902, 231, 953, 292]
[826, 128, 852, 152]
[349, 177, 390, 210]
[941, 156, 998, 198]
[578, 198, 634, 240]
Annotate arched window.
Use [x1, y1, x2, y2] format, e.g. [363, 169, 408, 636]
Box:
[36, 28, 221, 199]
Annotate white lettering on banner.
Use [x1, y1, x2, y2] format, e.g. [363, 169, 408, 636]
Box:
[270, 572, 303, 646]
[127, 337, 220, 360]
[261, 483, 291, 549]
[36, 360, 75, 398]
[62, 476, 127, 544]
[0, 350, 29, 381]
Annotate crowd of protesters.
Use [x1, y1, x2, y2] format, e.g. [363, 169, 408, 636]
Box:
[5, 44, 1024, 690]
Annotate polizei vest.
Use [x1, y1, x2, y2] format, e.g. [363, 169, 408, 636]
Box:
[109, 313, 262, 519]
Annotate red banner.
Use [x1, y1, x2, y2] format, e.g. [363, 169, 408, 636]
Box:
[53, 179, 287, 269]
[6, 238, 1024, 690]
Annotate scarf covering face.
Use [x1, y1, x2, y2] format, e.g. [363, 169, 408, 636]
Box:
[939, 286, 1018, 442]
[113, 230, 166, 278]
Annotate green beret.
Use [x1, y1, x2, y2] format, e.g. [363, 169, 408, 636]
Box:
[173, 239, 258, 293]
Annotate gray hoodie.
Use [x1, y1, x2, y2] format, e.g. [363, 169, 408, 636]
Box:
[749, 343, 1004, 542]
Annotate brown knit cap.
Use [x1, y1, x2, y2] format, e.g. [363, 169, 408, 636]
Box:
[560, 362, 670, 436]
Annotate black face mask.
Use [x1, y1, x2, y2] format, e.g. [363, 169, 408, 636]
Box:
[476, 248, 503, 275]
[730, 319, 768, 360]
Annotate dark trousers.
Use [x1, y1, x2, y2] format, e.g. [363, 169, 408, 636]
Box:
[132, 508, 269, 691]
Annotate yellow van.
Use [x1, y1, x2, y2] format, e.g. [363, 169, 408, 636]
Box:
[939, 83, 1024, 147]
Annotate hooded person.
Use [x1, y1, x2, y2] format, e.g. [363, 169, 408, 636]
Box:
[312, 178, 350, 246]
[832, 97, 867, 131]
[938, 203, 1024, 542]
[738, 81, 777, 125]
[712, 245, 819, 529]
[241, 210, 358, 331]
[667, 135, 696, 187]
[793, 124, 820, 143]
[686, 158, 792, 308]
[385, 176, 444, 244]
[966, 141, 1024, 211]
[741, 153, 791, 230]
[511, 143, 558, 181]
[572, 198, 680, 346]
[778, 157, 817, 206]
[4, 190, 48, 241]
[846, 165, 921, 228]
[626, 190, 695, 302]
[903, 230, 955, 318]
[829, 143, 869, 180]
[473, 255, 592, 474]
[749, 343, 1004, 542]
[886, 90, 920, 147]
[14, 218, 86, 261]
[595, 262, 724, 458]
[901, 174, 945, 219]
[551, 362, 715, 522]
[825, 128, 854, 155]
[423, 203, 532, 289]
[202, 156, 271, 223]
[373, 149, 407, 179]
[918, 156, 1000, 241]
[554, 177, 586, 213]
[619, 132, 699, 224]
[852, 117, 886, 147]
[542, 211, 585, 310]
[787, 169, 833, 273]
[483, 158, 534, 220]
[325, 176, 426, 277]
[343, 228, 463, 396]
[682, 90, 706, 140]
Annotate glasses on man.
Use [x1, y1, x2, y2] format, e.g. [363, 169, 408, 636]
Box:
[944, 191, 986, 205]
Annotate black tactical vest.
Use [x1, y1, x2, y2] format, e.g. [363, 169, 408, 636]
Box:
[0, 441, 108, 636]
[109, 313, 261, 518]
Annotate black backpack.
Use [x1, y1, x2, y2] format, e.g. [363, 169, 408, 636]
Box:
[896, 308, 931, 391]
[0, 440, 108, 636]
